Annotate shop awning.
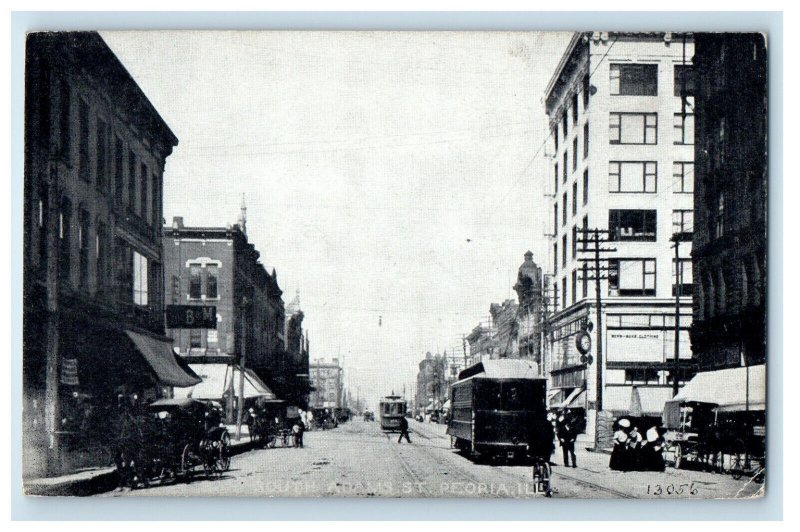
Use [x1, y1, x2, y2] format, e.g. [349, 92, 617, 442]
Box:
[442, 400, 452, 410]
[670, 364, 765, 412]
[548, 389, 566, 408]
[605, 386, 675, 416]
[173, 363, 277, 401]
[124, 331, 201, 388]
[559, 387, 586, 409]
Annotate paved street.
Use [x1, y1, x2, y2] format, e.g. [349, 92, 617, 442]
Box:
[102, 419, 763, 499]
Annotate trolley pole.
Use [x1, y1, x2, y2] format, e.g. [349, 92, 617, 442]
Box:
[236, 296, 249, 441]
[593, 228, 604, 412]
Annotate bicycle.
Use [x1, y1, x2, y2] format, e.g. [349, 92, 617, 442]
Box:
[531, 457, 553, 497]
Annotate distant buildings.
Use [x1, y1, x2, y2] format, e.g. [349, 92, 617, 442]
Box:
[23, 32, 193, 476]
[514, 251, 545, 373]
[690, 34, 767, 371]
[414, 352, 448, 414]
[542, 32, 696, 438]
[309, 358, 344, 409]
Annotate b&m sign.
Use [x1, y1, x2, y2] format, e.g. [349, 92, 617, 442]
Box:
[166, 305, 217, 329]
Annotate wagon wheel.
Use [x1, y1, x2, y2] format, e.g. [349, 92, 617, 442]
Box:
[181, 443, 194, 479]
[730, 439, 747, 480]
[673, 443, 684, 470]
[218, 431, 232, 472]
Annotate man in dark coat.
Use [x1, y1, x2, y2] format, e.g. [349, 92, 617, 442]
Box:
[398, 415, 411, 443]
[556, 410, 577, 468]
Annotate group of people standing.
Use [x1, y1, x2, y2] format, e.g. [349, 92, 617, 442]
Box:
[609, 418, 666, 472]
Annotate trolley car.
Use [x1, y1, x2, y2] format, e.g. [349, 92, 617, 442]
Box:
[379, 394, 407, 431]
[447, 359, 549, 462]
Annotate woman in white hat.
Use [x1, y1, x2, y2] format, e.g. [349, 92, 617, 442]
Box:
[640, 426, 666, 471]
[610, 418, 631, 471]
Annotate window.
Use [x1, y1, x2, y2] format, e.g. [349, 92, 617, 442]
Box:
[79, 209, 90, 288]
[672, 209, 694, 235]
[562, 152, 567, 183]
[572, 225, 578, 258]
[572, 137, 578, 171]
[206, 329, 218, 349]
[96, 118, 107, 191]
[571, 270, 577, 304]
[96, 221, 106, 291]
[562, 109, 568, 137]
[133, 251, 148, 306]
[582, 263, 589, 298]
[128, 151, 137, 210]
[562, 234, 567, 268]
[59, 80, 71, 159]
[608, 210, 657, 241]
[553, 243, 558, 275]
[610, 63, 658, 96]
[667, 367, 695, 387]
[609, 113, 657, 144]
[552, 282, 559, 311]
[582, 215, 589, 252]
[553, 127, 558, 152]
[190, 329, 202, 349]
[562, 276, 567, 308]
[140, 163, 149, 220]
[608, 259, 656, 296]
[189, 264, 202, 299]
[672, 258, 693, 296]
[672, 162, 694, 193]
[151, 172, 160, 226]
[562, 192, 567, 226]
[572, 182, 578, 216]
[583, 122, 589, 158]
[583, 169, 589, 204]
[715, 193, 725, 238]
[609, 162, 657, 193]
[553, 203, 558, 235]
[114, 136, 124, 203]
[673, 65, 695, 97]
[572, 93, 579, 124]
[206, 265, 219, 298]
[673, 113, 694, 145]
[78, 99, 90, 182]
[58, 197, 71, 280]
[554, 163, 559, 193]
[583, 74, 590, 108]
[624, 368, 659, 385]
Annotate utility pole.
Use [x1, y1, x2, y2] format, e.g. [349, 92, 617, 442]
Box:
[236, 296, 249, 441]
[577, 229, 615, 426]
[671, 230, 690, 397]
[44, 162, 62, 473]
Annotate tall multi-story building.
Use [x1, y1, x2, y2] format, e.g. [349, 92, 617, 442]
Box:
[309, 358, 344, 409]
[414, 352, 447, 414]
[690, 34, 767, 371]
[23, 32, 197, 477]
[284, 290, 312, 408]
[542, 32, 696, 440]
[162, 214, 287, 417]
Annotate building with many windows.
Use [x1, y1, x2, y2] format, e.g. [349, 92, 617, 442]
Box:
[23, 32, 196, 477]
[514, 251, 545, 374]
[162, 214, 289, 418]
[309, 358, 344, 409]
[690, 34, 767, 371]
[542, 32, 696, 440]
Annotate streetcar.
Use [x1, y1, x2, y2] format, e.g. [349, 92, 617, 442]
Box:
[447, 359, 549, 462]
[379, 394, 408, 432]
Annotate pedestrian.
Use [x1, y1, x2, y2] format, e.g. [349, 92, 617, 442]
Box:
[627, 424, 644, 471]
[556, 410, 577, 468]
[397, 415, 411, 444]
[640, 426, 666, 472]
[610, 418, 630, 471]
[292, 417, 305, 448]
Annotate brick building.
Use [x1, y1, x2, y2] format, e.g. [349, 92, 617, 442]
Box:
[23, 32, 197, 477]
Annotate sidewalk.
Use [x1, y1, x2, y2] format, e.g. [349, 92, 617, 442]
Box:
[24, 425, 256, 496]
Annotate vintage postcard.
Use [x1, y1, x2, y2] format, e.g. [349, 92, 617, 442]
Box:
[21, 30, 767, 499]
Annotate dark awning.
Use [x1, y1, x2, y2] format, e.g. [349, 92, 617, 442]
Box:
[125, 330, 202, 388]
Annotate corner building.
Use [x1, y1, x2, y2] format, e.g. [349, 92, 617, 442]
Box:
[543, 33, 696, 441]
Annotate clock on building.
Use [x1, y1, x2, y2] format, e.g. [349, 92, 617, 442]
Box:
[576, 331, 592, 355]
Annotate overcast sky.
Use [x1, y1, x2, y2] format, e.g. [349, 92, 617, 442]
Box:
[101, 30, 572, 408]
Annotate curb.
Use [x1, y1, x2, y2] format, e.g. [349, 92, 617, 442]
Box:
[25, 438, 259, 497]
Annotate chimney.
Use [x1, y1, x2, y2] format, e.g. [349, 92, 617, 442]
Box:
[172, 216, 184, 229]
